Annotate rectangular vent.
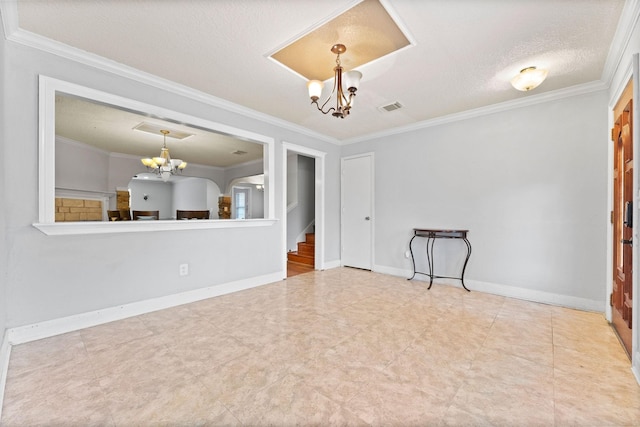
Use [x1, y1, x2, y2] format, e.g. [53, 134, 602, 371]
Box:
[379, 102, 403, 112]
[133, 122, 194, 140]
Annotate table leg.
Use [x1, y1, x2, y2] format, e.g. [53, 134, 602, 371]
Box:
[426, 235, 435, 289]
[460, 237, 472, 292]
[407, 235, 417, 280]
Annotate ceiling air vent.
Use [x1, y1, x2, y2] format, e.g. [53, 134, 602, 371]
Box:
[232, 150, 248, 155]
[133, 122, 194, 140]
[379, 101, 403, 112]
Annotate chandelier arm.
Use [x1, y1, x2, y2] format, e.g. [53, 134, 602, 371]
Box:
[311, 100, 335, 115]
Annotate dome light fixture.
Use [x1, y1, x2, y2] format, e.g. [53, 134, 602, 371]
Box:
[307, 44, 362, 119]
[510, 66, 548, 91]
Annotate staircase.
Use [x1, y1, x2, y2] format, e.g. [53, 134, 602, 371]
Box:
[287, 233, 315, 268]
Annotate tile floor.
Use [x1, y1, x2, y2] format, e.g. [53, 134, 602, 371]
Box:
[1, 268, 639, 426]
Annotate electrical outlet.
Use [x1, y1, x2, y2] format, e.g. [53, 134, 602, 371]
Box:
[179, 263, 189, 276]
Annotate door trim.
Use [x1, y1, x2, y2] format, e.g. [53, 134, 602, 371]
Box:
[341, 152, 375, 270]
[607, 53, 639, 381]
[632, 53, 640, 379]
[281, 142, 326, 277]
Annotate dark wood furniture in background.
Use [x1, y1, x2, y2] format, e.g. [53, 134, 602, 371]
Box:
[107, 209, 131, 221]
[132, 210, 159, 220]
[176, 210, 210, 220]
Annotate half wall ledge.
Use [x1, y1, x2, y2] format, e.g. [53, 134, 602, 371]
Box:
[33, 218, 278, 236]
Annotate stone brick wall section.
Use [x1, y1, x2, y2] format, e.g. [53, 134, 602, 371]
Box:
[55, 198, 103, 222]
[116, 190, 130, 210]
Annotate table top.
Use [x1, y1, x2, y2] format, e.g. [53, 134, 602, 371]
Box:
[413, 228, 468, 238]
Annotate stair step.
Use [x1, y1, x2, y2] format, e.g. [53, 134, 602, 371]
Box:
[305, 233, 315, 244]
[287, 252, 314, 266]
[297, 242, 314, 257]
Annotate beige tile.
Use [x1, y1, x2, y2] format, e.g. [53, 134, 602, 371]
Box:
[2, 268, 638, 426]
[104, 377, 238, 426]
[1, 379, 115, 427]
[554, 369, 640, 426]
[329, 321, 417, 368]
[79, 316, 154, 354]
[498, 296, 553, 325]
[163, 330, 253, 375]
[466, 347, 554, 394]
[383, 348, 470, 401]
[446, 380, 555, 426]
[222, 373, 366, 425]
[482, 316, 554, 366]
[138, 304, 206, 334]
[343, 368, 451, 425]
[288, 350, 382, 405]
[196, 353, 289, 406]
[6, 331, 87, 375]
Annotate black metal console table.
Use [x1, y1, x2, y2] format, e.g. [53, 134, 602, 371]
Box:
[408, 228, 472, 292]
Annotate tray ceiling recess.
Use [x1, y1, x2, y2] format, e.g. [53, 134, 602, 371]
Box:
[269, 0, 411, 81]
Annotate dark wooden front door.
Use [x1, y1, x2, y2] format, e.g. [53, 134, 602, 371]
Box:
[612, 79, 634, 357]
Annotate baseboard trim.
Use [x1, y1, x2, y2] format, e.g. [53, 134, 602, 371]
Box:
[374, 264, 604, 312]
[0, 330, 11, 421]
[633, 353, 640, 385]
[7, 272, 283, 345]
[323, 260, 342, 270]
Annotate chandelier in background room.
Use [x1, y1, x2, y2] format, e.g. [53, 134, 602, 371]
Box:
[140, 129, 187, 182]
[307, 44, 362, 119]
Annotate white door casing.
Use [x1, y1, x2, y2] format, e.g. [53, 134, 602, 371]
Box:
[281, 142, 326, 277]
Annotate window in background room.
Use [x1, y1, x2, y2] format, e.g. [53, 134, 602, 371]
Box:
[233, 187, 250, 219]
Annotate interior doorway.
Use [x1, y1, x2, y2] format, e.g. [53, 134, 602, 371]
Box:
[611, 78, 634, 357]
[286, 154, 315, 277]
[281, 142, 326, 279]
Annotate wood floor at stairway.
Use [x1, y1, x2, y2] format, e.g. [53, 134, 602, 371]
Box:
[287, 261, 314, 277]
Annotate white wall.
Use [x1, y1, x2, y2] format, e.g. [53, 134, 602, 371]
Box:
[342, 90, 609, 309]
[56, 137, 110, 192]
[172, 177, 221, 217]
[128, 179, 173, 219]
[1, 35, 342, 328]
[250, 184, 265, 219]
[0, 8, 8, 344]
[223, 160, 264, 194]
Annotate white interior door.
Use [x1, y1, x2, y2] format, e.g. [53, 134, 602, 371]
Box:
[342, 154, 373, 270]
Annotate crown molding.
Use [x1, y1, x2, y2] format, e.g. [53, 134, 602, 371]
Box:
[601, 0, 640, 86]
[56, 135, 111, 156]
[0, 0, 19, 39]
[0, 5, 340, 146]
[342, 80, 608, 145]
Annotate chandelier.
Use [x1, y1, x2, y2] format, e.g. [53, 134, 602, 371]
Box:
[140, 130, 187, 182]
[307, 44, 363, 119]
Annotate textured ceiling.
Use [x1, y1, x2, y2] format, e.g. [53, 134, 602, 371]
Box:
[55, 94, 264, 168]
[12, 0, 626, 144]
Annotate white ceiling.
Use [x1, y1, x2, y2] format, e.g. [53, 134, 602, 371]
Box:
[10, 0, 627, 144]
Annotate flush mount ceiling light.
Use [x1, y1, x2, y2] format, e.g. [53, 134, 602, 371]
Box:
[307, 44, 362, 119]
[140, 129, 187, 182]
[510, 66, 549, 91]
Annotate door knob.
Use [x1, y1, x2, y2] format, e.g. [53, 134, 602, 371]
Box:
[365, 216, 370, 220]
[621, 239, 633, 245]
